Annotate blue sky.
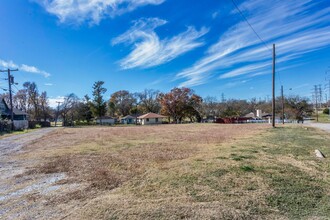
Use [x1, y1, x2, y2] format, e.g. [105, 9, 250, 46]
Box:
[0, 0, 329, 107]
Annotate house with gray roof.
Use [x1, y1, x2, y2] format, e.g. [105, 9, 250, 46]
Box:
[0, 99, 28, 130]
[120, 115, 138, 124]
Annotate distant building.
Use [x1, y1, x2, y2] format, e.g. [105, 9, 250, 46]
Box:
[95, 116, 115, 125]
[0, 99, 28, 130]
[120, 115, 138, 124]
[244, 112, 255, 118]
[137, 113, 166, 125]
[244, 110, 271, 119]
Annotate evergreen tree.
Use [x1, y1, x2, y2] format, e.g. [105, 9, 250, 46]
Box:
[90, 81, 107, 123]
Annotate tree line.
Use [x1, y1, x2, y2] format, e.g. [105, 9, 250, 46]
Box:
[0, 80, 314, 125]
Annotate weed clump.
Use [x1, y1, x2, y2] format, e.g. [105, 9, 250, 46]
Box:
[240, 165, 255, 172]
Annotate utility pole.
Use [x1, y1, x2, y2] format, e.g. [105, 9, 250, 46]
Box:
[272, 44, 276, 128]
[281, 85, 284, 124]
[55, 101, 62, 127]
[326, 68, 330, 119]
[318, 84, 322, 108]
[0, 68, 18, 131]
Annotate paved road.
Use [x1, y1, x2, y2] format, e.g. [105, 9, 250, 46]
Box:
[307, 123, 330, 133]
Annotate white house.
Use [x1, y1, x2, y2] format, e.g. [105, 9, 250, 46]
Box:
[137, 113, 167, 125]
[95, 116, 115, 125]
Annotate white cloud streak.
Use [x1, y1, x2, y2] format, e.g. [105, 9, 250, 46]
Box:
[37, 0, 165, 25]
[0, 59, 51, 78]
[113, 18, 209, 69]
[177, 0, 330, 87]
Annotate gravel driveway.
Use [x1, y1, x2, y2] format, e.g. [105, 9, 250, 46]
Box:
[0, 128, 70, 219]
[0, 128, 56, 179]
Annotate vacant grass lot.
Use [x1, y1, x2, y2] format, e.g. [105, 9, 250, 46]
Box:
[4, 124, 330, 219]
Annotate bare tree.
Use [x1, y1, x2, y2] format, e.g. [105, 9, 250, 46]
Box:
[109, 90, 136, 117]
[39, 91, 51, 121]
[13, 89, 28, 111]
[23, 82, 40, 120]
[136, 89, 161, 113]
[60, 93, 79, 126]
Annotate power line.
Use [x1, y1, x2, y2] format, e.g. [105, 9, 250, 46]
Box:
[13, 84, 20, 92]
[275, 63, 283, 87]
[229, 0, 271, 52]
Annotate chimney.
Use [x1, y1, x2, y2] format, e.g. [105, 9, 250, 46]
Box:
[256, 109, 262, 118]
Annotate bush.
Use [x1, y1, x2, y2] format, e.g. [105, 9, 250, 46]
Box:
[39, 121, 51, 127]
[28, 121, 51, 129]
[0, 119, 11, 132]
[323, 108, 329, 115]
[75, 121, 95, 126]
[28, 121, 38, 129]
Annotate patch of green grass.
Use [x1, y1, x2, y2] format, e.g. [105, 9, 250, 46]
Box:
[251, 126, 330, 218]
[313, 113, 330, 123]
[266, 165, 328, 218]
[240, 165, 255, 172]
[210, 169, 228, 177]
[232, 155, 256, 161]
[261, 126, 330, 158]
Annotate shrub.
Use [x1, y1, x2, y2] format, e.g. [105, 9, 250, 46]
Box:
[240, 165, 255, 172]
[0, 119, 11, 132]
[323, 108, 329, 115]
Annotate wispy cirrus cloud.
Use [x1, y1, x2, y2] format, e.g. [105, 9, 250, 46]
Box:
[0, 59, 50, 78]
[36, 0, 164, 25]
[112, 17, 209, 69]
[223, 79, 250, 89]
[177, 0, 330, 87]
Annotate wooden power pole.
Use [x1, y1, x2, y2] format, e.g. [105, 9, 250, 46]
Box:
[0, 68, 18, 131]
[272, 44, 276, 128]
[281, 85, 284, 124]
[314, 85, 319, 122]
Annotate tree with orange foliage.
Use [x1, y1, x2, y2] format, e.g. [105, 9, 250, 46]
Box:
[158, 87, 202, 123]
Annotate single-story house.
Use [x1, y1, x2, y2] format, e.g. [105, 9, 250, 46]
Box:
[121, 115, 138, 124]
[0, 98, 28, 130]
[95, 116, 115, 125]
[137, 113, 167, 125]
[244, 112, 255, 118]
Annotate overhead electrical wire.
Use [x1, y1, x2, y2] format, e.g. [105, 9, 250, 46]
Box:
[229, 0, 271, 52]
[230, 0, 283, 86]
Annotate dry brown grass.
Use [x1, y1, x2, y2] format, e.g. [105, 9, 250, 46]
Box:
[7, 124, 330, 219]
[24, 124, 264, 193]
